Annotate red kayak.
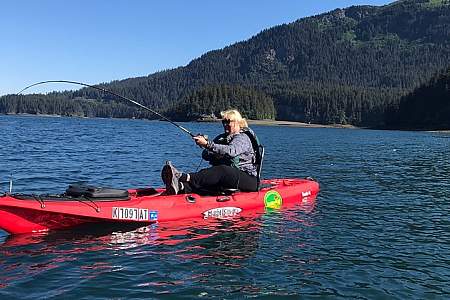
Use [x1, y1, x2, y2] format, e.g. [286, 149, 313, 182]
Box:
[0, 178, 319, 235]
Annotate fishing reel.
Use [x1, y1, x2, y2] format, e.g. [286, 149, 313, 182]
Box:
[196, 133, 208, 141]
[193, 133, 209, 148]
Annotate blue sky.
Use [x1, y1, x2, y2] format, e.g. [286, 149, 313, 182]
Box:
[1, 0, 392, 96]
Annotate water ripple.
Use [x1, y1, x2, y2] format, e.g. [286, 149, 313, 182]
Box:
[1, 116, 450, 299]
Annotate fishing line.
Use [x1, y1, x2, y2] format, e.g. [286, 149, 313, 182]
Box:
[194, 157, 205, 172]
[17, 80, 195, 138]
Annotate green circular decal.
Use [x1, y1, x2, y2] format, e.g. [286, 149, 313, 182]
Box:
[264, 190, 283, 209]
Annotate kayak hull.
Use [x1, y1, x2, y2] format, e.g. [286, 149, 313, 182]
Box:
[0, 178, 319, 235]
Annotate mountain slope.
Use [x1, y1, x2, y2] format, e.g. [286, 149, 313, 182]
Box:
[2, 0, 450, 126]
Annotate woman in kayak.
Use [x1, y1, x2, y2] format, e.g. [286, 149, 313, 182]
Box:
[161, 109, 258, 195]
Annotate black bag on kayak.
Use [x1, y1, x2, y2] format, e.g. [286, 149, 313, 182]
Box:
[66, 184, 129, 199]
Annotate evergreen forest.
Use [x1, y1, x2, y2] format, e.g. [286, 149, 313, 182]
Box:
[385, 66, 450, 129]
[1, 0, 449, 129]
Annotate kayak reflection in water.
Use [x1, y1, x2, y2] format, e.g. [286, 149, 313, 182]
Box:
[161, 109, 260, 195]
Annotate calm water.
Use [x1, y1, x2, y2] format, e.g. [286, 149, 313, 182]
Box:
[1, 115, 449, 299]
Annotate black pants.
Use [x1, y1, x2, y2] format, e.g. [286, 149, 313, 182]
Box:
[183, 165, 257, 194]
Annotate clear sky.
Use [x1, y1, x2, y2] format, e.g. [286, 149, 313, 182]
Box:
[1, 0, 393, 96]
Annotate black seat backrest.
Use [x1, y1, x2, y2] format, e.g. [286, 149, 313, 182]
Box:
[199, 129, 265, 196]
[241, 128, 264, 188]
[221, 144, 264, 194]
[256, 144, 265, 187]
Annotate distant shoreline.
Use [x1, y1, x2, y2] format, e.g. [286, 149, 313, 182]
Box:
[5, 113, 449, 132]
[1, 113, 358, 128]
[3, 113, 62, 118]
[247, 119, 359, 129]
[197, 117, 360, 129]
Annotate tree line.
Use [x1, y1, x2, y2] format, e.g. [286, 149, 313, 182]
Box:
[1, 0, 449, 128]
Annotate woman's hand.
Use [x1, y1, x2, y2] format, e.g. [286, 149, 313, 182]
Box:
[193, 135, 208, 148]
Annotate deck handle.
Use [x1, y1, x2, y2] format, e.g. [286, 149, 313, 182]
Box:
[216, 196, 231, 202]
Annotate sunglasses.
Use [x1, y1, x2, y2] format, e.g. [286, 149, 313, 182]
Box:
[221, 119, 234, 125]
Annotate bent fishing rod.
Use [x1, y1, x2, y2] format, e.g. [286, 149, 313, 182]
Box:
[17, 80, 195, 137]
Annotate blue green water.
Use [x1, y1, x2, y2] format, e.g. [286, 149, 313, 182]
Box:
[1, 115, 449, 299]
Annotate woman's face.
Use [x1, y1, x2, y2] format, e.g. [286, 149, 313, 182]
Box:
[222, 118, 240, 134]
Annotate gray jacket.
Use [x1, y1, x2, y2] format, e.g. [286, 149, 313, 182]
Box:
[202, 130, 257, 176]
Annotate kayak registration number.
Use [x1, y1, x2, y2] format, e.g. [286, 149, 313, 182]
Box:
[112, 207, 158, 221]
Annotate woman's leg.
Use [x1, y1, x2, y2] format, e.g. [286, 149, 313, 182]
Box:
[186, 165, 257, 192]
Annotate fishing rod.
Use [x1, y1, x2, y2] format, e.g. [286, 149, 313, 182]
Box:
[17, 80, 195, 137]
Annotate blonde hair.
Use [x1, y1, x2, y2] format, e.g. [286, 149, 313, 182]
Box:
[221, 109, 248, 128]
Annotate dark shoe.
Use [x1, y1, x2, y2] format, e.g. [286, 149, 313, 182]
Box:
[161, 161, 182, 195]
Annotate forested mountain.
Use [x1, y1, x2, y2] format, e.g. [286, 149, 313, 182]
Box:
[168, 84, 276, 121]
[1, 0, 450, 127]
[385, 66, 450, 129]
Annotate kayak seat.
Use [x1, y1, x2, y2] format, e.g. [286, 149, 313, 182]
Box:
[222, 144, 265, 194]
[197, 144, 266, 196]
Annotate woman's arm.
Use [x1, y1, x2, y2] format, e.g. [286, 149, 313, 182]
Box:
[206, 133, 252, 158]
